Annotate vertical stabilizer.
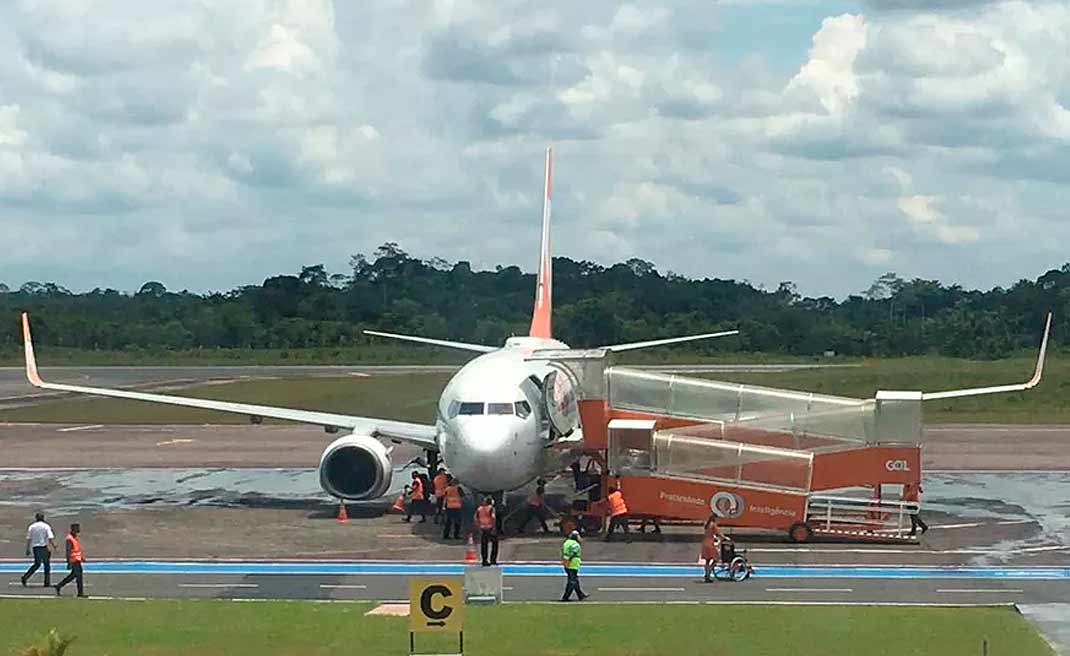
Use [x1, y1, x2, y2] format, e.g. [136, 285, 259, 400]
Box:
[529, 147, 553, 338]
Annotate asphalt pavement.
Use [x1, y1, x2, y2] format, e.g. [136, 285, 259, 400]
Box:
[3, 561, 1068, 606]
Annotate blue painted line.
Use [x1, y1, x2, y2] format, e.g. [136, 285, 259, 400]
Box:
[1, 561, 1069, 579]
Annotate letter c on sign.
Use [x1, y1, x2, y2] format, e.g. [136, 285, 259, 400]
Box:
[885, 460, 909, 472]
[420, 585, 453, 622]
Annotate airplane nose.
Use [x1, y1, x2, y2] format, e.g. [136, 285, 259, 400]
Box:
[444, 421, 525, 491]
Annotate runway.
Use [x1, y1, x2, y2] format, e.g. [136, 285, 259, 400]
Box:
[4, 560, 1068, 605]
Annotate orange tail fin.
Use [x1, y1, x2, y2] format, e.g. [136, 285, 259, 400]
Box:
[529, 147, 553, 339]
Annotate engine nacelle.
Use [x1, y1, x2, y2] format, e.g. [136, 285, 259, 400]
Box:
[318, 433, 392, 500]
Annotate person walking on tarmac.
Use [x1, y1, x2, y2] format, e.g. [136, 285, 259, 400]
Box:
[701, 513, 725, 583]
[903, 482, 929, 536]
[404, 471, 428, 523]
[517, 483, 551, 534]
[55, 523, 86, 598]
[560, 530, 587, 602]
[441, 475, 465, 540]
[474, 497, 499, 566]
[21, 512, 57, 588]
[604, 485, 629, 541]
[432, 467, 449, 524]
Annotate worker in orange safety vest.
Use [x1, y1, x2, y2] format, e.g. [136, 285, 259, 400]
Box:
[474, 496, 499, 566]
[441, 475, 465, 540]
[432, 467, 449, 524]
[604, 485, 630, 542]
[55, 523, 86, 598]
[903, 482, 928, 536]
[404, 470, 428, 523]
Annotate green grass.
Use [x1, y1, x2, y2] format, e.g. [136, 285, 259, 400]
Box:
[3, 354, 1068, 424]
[0, 345, 837, 367]
[702, 355, 1070, 423]
[0, 374, 451, 425]
[0, 599, 1053, 656]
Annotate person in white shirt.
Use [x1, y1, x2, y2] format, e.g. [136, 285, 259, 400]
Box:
[21, 512, 57, 588]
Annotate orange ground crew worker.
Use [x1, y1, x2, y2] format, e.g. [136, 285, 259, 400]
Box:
[404, 471, 428, 523]
[55, 523, 86, 598]
[903, 482, 928, 536]
[605, 485, 629, 541]
[701, 513, 725, 583]
[517, 483, 550, 534]
[432, 468, 449, 524]
[474, 497, 499, 566]
[442, 475, 465, 540]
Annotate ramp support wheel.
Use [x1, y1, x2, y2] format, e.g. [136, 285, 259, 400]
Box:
[789, 521, 813, 543]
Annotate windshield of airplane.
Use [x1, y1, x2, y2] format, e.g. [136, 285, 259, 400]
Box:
[487, 403, 514, 415]
[458, 402, 485, 415]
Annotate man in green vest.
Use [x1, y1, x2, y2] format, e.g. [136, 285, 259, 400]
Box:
[560, 530, 588, 602]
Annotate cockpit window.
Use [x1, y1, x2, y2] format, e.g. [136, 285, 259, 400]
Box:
[458, 402, 485, 415]
[515, 400, 532, 419]
[487, 402, 514, 415]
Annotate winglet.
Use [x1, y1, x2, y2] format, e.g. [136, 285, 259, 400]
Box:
[21, 312, 44, 387]
[1026, 310, 1053, 389]
[922, 311, 1052, 400]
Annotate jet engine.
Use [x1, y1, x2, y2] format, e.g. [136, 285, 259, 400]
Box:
[318, 433, 392, 500]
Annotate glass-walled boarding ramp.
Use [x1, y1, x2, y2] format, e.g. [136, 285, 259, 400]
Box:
[608, 419, 813, 491]
[607, 367, 878, 446]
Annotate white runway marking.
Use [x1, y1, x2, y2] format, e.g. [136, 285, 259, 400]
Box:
[155, 439, 195, 446]
[937, 589, 1024, 594]
[930, 522, 986, 530]
[319, 584, 367, 590]
[57, 425, 103, 433]
[178, 583, 258, 589]
[765, 588, 853, 593]
[597, 587, 686, 592]
[348, 373, 371, 377]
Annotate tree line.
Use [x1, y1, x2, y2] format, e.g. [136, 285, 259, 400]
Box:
[1, 243, 1064, 359]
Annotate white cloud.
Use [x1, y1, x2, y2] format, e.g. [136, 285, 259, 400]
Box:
[1, 0, 1069, 297]
[786, 14, 868, 115]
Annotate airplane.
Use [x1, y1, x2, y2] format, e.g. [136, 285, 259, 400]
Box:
[20, 147, 738, 503]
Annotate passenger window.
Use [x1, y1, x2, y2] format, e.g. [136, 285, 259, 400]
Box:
[458, 402, 485, 415]
[515, 400, 531, 418]
[487, 403, 514, 415]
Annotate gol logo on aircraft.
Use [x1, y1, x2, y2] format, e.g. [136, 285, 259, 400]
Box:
[885, 459, 911, 472]
[709, 491, 745, 519]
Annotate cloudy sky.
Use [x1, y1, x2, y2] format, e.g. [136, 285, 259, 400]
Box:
[1, 0, 1068, 298]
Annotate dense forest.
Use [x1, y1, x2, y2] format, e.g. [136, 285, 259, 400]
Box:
[1, 243, 1065, 359]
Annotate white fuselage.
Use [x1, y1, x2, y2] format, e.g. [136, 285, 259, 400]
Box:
[434, 336, 574, 493]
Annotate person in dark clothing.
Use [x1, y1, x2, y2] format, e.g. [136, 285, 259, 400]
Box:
[55, 523, 86, 598]
[516, 484, 551, 534]
[21, 512, 56, 588]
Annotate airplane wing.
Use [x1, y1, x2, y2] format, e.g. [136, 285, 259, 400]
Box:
[21, 314, 438, 448]
[364, 330, 496, 353]
[601, 330, 740, 352]
[922, 312, 1052, 400]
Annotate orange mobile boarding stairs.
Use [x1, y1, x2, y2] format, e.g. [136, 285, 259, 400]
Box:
[531, 315, 1049, 543]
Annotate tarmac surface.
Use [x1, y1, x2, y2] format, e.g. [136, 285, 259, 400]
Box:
[3, 561, 1068, 606]
[2, 415, 1068, 649]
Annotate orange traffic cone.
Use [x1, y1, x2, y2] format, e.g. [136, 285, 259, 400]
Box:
[464, 534, 478, 564]
[391, 494, 406, 513]
[336, 502, 348, 523]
